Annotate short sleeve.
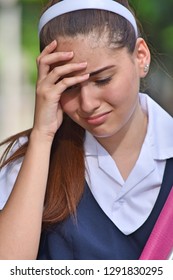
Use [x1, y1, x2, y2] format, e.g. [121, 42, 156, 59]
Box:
[0, 137, 27, 210]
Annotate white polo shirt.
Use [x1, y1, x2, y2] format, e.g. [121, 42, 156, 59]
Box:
[1, 93, 173, 235]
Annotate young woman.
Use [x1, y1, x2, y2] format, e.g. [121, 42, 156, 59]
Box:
[0, 0, 173, 260]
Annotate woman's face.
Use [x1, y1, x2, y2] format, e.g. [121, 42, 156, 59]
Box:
[58, 35, 149, 139]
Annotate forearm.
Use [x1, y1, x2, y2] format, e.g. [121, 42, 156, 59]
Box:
[0, 130, 52, 260]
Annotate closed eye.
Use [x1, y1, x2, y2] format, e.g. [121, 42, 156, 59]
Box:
[64, 76, 112, 93]
[95, 77, 112, 87]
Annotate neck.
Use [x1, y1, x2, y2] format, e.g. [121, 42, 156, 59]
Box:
[96, 101, 148, 179]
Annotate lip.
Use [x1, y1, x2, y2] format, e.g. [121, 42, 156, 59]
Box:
[84, 111, 111, 125]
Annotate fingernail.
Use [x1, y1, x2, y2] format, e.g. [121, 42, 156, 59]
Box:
[50, 40, 57, 46]
[82, 73, 90, 78]
[79, 62, 87, 67]
[62, 51, 73, 57]
[66, 51, 74, 56]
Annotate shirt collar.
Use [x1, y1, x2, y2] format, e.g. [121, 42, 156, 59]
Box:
[84, 130, 98, 156]
[140, 93, 173, 160]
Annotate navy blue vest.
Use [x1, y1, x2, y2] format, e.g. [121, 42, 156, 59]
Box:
[38, 158, 173, 260]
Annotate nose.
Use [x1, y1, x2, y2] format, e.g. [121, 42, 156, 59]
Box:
[79, 84, 100, 114]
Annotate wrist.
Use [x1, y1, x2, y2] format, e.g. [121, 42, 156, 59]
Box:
[30, 129, 55, 147]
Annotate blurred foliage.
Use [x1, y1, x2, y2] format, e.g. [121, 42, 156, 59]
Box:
[130, 0, 173, 70]
[18, 0, 173, 84]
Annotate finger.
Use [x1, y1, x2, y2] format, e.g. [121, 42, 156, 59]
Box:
[47, 62, 88, 85]
[37, 52, 74, 81]
[36, 41, 57, 80]
[55, 73, 90, 95]
[37, 40, 57, 64]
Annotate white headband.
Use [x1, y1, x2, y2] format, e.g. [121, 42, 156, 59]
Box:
[38, 0, 138, 37]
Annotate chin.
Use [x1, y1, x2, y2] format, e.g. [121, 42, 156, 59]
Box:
[92, 132, 115, 139]
[89, 126, 121, 139]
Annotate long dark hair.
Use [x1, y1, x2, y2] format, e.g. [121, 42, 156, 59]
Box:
[0, 0, 141, 227]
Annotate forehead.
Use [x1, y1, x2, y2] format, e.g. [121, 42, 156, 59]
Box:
[54, 34, 133, 76]
[56, 31, 110, 48]
[56, 35, 122, 67]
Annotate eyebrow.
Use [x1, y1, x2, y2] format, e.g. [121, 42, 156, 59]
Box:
[89, 65, 116, 77]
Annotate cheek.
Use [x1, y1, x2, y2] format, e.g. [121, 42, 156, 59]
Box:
[105, 76, 139, 113]
[60, 94, 78, 115]
[104, 84, 129, 106]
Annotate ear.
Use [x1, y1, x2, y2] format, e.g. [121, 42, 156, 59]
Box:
[134, 38, 151, 78]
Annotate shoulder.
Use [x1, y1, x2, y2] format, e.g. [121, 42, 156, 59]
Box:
[0, 136, 27, 210]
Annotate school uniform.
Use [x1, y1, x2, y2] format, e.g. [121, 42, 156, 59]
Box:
[1, 93, 173, 259]
[38, 160, 173, 259]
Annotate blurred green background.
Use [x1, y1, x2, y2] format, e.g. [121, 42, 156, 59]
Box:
[0, 0, 173, 141]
